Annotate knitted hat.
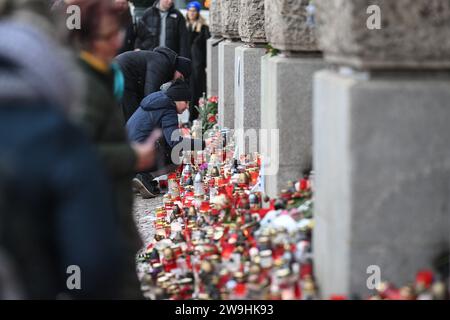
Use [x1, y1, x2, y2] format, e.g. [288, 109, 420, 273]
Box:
[175, 56, 192, 79]
[165, 80, 192, 102]
[187, 1, 201, 12]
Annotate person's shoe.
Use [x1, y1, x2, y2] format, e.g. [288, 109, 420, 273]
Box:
[133, 174, 160, 199]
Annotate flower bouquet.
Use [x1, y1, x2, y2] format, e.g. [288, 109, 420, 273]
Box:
[195, 95, 218, 133]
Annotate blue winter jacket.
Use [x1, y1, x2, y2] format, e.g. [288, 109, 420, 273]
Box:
[126, 91, 181, 147]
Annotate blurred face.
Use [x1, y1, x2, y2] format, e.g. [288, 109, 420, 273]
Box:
[175, 101, 189, 114]
[114, 0, 129, 12]
[91, 14, 124, 63]
[159, 0, 173, 11]
[187, 7, 199, 21]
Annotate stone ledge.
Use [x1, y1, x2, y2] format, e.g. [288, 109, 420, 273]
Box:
[221, 0, 240, 39]
[209, 0, 222, 36]
[316, 0, 450, 70]
[239, 0, 267, 44]
[265, 0, 319, 52]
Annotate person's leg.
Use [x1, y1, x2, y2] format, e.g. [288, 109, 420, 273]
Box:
[133, 137, 180, 197]
[189, 103, 199, 123]
[132, 137, 172, 198]
[148, 137, 180, 179]
[149, 163, 180, 178]
[133, 172, 160, 199]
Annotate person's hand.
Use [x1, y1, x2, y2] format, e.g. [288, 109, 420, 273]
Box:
[132, 129, 162, 172]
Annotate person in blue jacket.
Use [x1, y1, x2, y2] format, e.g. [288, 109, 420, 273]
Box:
[127, 79, 204, 198]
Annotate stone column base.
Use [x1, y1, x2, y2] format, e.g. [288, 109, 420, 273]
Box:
[313, 69, 450, 299]
[261, 54, 325, 198]
[207, 37, 221, 97]
[218, 40, 242, 129]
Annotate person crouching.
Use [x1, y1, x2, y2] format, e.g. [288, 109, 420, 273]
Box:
[127, 79, 203, 198]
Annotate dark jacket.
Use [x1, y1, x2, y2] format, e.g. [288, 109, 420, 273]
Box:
[118, 9, 137, 54]
[135, 1, 189, 57]
[115, 47, 178, 121]
[186, 23, 210, 121]
[187, 24, 210, 72]
[132, 0, 156, 6]
[0, 21, 121, 299]
[126, 91, 204, 155]
[75, 56, 143, 299]
[0, 105, 121, 299]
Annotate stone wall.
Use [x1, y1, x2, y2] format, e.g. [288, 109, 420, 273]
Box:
[265, 0, 318, 52]
[209, 0, 222, 36]
[221, 0, 240, 39]
[315, 0, 450, 69]
[239, 0, 267, 44]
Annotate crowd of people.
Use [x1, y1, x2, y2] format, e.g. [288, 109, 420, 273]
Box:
[0, 0, 209, 299]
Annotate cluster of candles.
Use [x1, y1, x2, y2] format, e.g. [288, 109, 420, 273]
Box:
[138, 126, 316, 300]
[137, 125, 449, 300]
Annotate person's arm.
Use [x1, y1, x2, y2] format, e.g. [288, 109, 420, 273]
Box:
[160, 108, 205, 150]
[160, 107, 180, 149]
[134, 19, 145, 50]
[97, 143, 137, 176]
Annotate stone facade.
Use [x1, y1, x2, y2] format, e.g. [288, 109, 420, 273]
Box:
[313, 0, 450, 298]
[218, 41, 242, 129]
[209, 0, 222, 36]
[207, 38, 220, 97]
[315, 0, 450, 69]
[262, 55, 325, 198]
[239, 0, 267, 44]
[265, 0, 318, 52]
[313, 69, 450, 298]
[234, 46, 266, 131]
[221, 0, 240, 39]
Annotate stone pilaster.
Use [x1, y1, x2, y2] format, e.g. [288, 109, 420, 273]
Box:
[209, 0, 222, 37]
[218, 40, 241, 129]
[265, 0, 318, 53]
[207, 0, 222, 97]
[221, 0, 240, 40]
[261, 0, 325, 197]
[315, 0, 450, 69]
[218, 0, 242, 129]
[234, 0, 267, 136]
[239, 0, 266, 44]
[313, 0, 450, 298]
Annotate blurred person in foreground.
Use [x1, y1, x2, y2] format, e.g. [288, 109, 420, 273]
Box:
[67, 0, 160, 299]
[0, 0, 122, 299]
[185, 1, 209, 122]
